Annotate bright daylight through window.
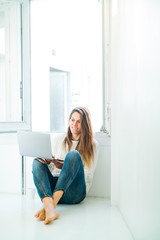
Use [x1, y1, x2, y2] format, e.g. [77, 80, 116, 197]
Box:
[0, 2, 22, 122]
[0, 0, 31, 132]
[31, 0, 103, 132]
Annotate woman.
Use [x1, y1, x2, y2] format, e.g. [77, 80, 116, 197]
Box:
[32, 107, 98, 224]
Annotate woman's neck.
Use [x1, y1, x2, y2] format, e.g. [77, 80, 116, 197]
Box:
[72, 134, 80, 141]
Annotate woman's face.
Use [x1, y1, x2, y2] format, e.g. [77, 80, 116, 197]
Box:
[69, 112, 81, 140]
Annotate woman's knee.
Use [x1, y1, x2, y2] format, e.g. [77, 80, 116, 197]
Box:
[65, 150, 82, 166]
[66, 150, 80, 159]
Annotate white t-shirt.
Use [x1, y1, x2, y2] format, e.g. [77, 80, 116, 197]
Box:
[48, 133, 99, 193]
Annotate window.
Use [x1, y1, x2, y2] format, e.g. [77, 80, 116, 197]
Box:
[31, 0, 106, 133]
[0, 0, 31, 132]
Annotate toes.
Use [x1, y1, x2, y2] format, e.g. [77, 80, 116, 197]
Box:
[44, 217, 54, 225]
[35, 210, 41, 218]
[44, 211, 60, 224]
[39, 213, 45, 221]
[35, 209, 45, 220]
[35, 213, 39, 218]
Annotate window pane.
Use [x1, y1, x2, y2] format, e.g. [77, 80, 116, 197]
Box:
[0, 2, 22, 122]
[31, 0, 102, 132]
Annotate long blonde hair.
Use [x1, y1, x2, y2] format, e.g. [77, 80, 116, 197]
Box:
[64, 107, 94, 168]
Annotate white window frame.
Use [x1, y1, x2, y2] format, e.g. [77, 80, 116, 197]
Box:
[100, 0, 111, 136]
[0, 0, 31, 132]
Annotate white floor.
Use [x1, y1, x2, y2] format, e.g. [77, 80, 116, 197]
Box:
[0, 194, 133, 240]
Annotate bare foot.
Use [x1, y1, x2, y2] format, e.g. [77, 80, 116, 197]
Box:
[44, 207, 60, 225]
[35, 208, 45, 221]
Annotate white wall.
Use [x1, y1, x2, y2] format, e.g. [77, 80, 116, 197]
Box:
[111, 0, 160, 239]
[88, 133, 111, 198]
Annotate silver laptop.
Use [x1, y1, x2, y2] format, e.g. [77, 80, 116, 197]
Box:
[17, 131, 53, 160]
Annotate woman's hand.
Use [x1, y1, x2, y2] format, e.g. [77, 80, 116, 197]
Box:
[51, 159, 64, 169]
[51, 155, 64, 169]
[37, 155, 64, 169]
[37, 158, 52, 164]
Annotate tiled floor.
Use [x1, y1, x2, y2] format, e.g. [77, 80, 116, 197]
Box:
[0, 194, 133, 240]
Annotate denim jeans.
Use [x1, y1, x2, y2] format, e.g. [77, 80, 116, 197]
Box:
[32, 150, 86, 204]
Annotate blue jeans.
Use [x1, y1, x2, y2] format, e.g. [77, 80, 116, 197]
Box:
[32, 150, 86, 204]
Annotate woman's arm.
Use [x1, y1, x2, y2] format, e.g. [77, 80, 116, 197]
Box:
[51, 159, 64, 169]
[37, 155, 64, 169]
